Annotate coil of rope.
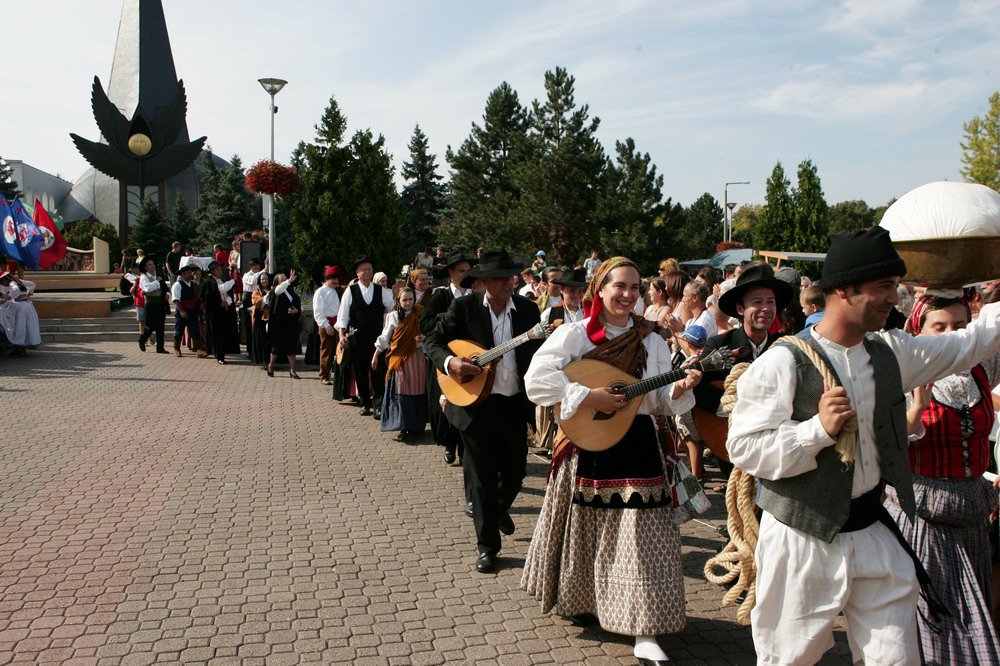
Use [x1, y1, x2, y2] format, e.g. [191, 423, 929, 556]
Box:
[703, 362, 759, 625]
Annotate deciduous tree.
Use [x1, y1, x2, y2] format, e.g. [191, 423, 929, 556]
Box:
[961, 92, 1000, 190]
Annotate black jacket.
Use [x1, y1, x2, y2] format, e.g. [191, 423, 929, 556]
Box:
[419, 287, 457, 337]
[693, 327, 783, 414]
[423, 293, 542, 431]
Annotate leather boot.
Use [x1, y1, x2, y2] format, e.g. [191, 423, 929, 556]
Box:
[194, 341, 208, 358]
[173, 339, 183, 357]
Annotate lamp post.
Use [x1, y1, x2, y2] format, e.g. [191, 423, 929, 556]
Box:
[724, 181, 750, 243]
[258, 77, 287, 269]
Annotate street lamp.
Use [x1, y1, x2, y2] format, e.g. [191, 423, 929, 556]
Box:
[258, 77, 287, 269]
[724, 181, 750, 243]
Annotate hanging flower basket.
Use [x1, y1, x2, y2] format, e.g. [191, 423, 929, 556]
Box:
[245, 160, 301, 198]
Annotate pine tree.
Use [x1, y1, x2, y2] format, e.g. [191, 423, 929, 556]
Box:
[400, 125, 447, 257]
[168, 192, 198, 250]
[513, 67, 606, 263]
[0, 157, 21, 201]
[195, 149, 257, 253]
[442, 82, 530, 250]
[754, 162, 795, 252]
[792, 158, 828, 252]
[595, 138, 666, 271]
[961, 92, 1000, 190]
[130, 198, 173, 260]
[289, 96, 403, 279]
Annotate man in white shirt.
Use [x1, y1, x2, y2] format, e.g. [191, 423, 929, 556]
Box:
[336, 256, 394, 417]
[540, 267, 586, 326]
[422, 249, 543, 574]
[728, 227, 1000, 665]
[240, 257, 267, 358]
[313, 267, 342, 386]
[535, 266, 563, 312]
[170, 264, 208, 358]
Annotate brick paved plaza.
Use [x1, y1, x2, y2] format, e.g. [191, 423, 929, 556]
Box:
[0, 343, 852, 664]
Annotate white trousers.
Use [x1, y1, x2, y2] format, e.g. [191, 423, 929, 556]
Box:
[752, 512, 920, 665]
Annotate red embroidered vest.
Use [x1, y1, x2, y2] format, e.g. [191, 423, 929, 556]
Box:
[909, 364, 995, 479]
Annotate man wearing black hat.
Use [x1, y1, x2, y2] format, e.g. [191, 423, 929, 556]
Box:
[688, 264, 792, 478]
[423, 249, 542, 574]
[170, 263, 207, 358]
[420, 252, 475, 467]
[336, 257, 394, 417]
[203, 261, 237, 364]
[727, 227, 1000, 664]
[542, 267, 586, 326]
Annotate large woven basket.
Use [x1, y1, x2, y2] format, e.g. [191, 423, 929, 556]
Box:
[893, 235, 1000, 287]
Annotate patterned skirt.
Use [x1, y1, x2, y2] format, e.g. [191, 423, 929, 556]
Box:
[885, 474, 1000, 665]
[521, 418, 685, 636]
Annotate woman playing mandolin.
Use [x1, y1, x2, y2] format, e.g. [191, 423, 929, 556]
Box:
[521, 257, 702, 666]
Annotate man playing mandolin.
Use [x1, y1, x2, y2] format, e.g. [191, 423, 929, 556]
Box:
[521, 257, 702, 666]
[423, 249, 543, 575]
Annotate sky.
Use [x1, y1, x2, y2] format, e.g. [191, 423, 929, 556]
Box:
[7, 0, 1000, 211]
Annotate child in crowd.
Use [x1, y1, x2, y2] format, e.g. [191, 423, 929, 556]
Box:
[800, 284, 825, 328]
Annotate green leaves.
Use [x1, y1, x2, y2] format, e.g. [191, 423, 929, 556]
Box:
[961, 92, 1000, 191]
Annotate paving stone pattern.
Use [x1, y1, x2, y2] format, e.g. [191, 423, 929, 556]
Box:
[0, 343, 853, 664]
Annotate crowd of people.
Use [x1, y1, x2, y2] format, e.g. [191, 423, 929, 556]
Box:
[11, 220, 1000, 663]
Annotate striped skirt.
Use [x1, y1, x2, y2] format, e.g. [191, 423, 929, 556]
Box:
[885, 475, 1000, 665]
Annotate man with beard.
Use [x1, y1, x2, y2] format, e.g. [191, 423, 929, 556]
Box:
[423, 249, 542, 573]
[727, 227, 1000, 664]
[687, 264, 792, 478]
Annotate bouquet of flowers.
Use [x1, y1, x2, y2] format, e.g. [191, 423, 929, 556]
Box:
[245, 160, 300, 198]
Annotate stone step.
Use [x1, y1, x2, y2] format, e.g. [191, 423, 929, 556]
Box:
[39, 330, 145, 344]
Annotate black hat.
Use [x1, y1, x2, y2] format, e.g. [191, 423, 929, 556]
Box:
[207, 261, 222, 272]
[553, 267, 588, 288]
[446, 252, 473, 268]
[249, 257, 261, 266]
[351, 256, 374, 273]
[467, 249, 524, 278]
[820, 227, 906, 291]
[718, 264, 793, 317]
[179, 263, 196, 274]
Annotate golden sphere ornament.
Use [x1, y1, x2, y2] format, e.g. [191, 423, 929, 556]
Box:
[128, 133, 152, 157]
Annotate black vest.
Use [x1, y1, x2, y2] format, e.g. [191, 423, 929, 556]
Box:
[349, 283, 384, 337]
[177, 280, 196, 304]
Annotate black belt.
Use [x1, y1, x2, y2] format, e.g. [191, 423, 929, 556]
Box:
[840, 484, 950, 630]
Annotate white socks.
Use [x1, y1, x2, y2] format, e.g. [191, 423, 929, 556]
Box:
[634, 635, 670, 661]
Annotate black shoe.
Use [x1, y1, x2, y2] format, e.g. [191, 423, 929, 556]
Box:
[444, 449, 456, 465]
[217, 359, 227, 365]
[499, 512, 515, 536]
[637, 659, 671, 665]
[372, 409, 381, 420]
[359, 407, 373, 417]
[139, 339, 146, 352]
[156, 348, 168, 354]
[395, 430, 409, 442]
[464, 502, 474, 518]
[475, 552, 495, 574]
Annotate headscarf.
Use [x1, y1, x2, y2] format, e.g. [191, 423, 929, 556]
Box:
[582, 256, 638, 345]
[406, 268, 433, 305]
[905, 289, 972, 335]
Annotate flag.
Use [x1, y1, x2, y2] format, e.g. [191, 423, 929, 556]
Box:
[0, 198, 24, 265]
[34, 199, 67, 269]
[10, 197, 43, 270]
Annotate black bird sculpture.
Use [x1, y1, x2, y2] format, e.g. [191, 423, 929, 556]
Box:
[70, 76, 207, 187]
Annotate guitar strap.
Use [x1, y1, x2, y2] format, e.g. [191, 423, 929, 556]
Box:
[550, 314, 659, 478]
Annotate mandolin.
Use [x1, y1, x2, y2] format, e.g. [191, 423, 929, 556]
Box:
[335, 326, 357, 365]
[559, 347, 737, 452]
[437, 322, 553, 407]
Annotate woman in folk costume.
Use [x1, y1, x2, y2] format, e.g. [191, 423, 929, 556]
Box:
[522, 257, 702, 666]
[374, 287, 428, 442]
[885, 292, 1000, 664]
[266, 270, 303, 379]
[408, 268, 433, 306]
[249, 272, 273, 365]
